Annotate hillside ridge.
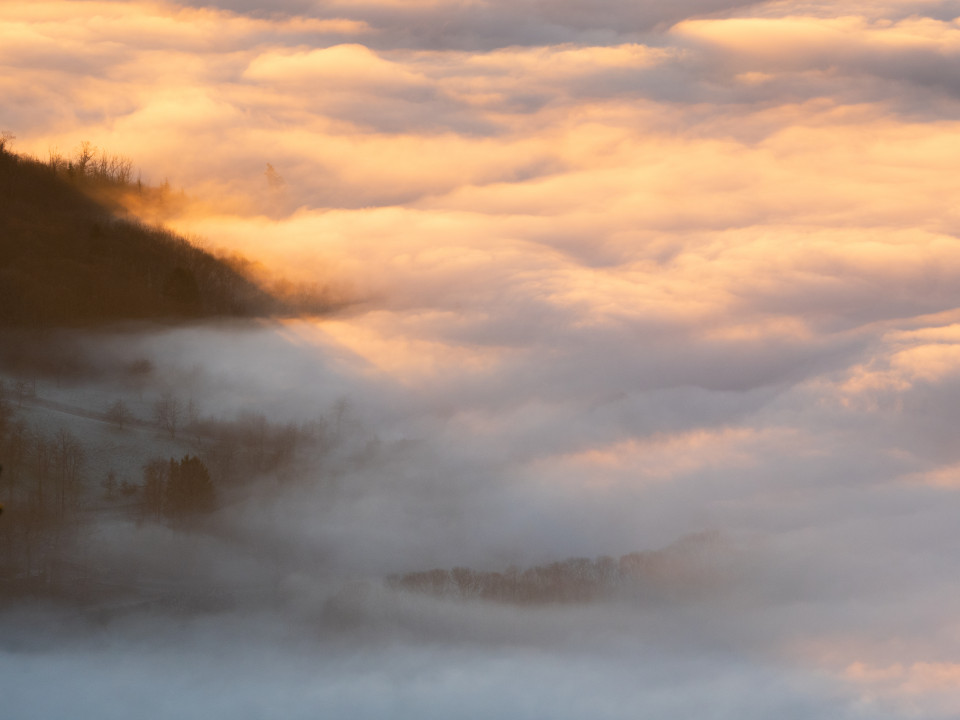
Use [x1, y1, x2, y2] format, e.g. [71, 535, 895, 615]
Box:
[0, 143, 278, 327]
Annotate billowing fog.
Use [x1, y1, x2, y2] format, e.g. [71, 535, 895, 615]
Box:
[4, 0, 960, 717]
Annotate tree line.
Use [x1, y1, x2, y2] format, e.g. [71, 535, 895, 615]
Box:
[390, 533, 721, 605]
[47, 140, 135, 188]
[0, 378, 323, 597]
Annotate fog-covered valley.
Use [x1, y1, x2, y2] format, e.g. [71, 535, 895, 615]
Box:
[3, 312, 960, 718]
[7, 0, 960, 716]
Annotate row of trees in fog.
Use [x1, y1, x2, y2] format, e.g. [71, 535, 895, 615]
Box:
[0, 378, 325, 594]
[141, 456, 215, 520]
[392, 534, 720, 605]
[98, 381, 320, 481]
[47, 140, 136, 187]
[0, 396, 88, 585]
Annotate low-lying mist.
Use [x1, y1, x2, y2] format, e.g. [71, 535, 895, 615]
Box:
[7, 0, 960, 715]
[4, 307, 960, 718]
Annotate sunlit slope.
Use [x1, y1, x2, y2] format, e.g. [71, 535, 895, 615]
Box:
[0, 148, 275, 326]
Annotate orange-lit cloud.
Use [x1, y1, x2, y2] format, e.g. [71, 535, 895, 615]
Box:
[9, 0, 960, 409]
[535, 426, 802, 486]
[842, 661, 960, 715]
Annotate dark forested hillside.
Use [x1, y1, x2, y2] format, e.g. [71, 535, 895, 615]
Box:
[0, 145, 276, 326]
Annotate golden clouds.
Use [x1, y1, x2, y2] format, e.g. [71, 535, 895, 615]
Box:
[317, 314, 510, 380]
[9, 0, 960, 384]
[677, 13, 960, 57]
[677, 16, 867, 56]
[836, 319, 960, 408]
[453, 42, 673, 85]
[245, 44, 424, 89]
[7, 1, 960, 412]
[537, 427, 800, 486]
[0, 2, 369, 51]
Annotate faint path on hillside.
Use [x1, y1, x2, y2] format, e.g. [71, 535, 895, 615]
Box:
[24, 394, 152, 429]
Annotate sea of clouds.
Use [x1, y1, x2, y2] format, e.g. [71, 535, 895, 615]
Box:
[4, 0, 960, 716]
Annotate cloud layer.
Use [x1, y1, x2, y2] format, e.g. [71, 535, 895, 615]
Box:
[4, 0, 960, 717]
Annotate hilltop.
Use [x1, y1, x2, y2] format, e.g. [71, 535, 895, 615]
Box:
[0, 141, 277, 327]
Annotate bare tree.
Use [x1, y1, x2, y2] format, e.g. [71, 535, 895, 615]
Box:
[109, 154, 134, 184]
[74, 140, 96, 177]
[105, 398, 131, 430]
[48, 146, 67, 173]
[88, 148, 134, 184]
[154, 391, 181, 439]
[14, 379, 33, 408]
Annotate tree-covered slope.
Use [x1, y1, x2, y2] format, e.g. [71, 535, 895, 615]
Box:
[0, 146, 276, 326]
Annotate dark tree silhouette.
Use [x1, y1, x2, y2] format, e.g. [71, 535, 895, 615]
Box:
[105, 398, 131, 429]
[141, 458, 167, 520]
[164, 455, 215, 517]
[0, 144, 278, 327]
